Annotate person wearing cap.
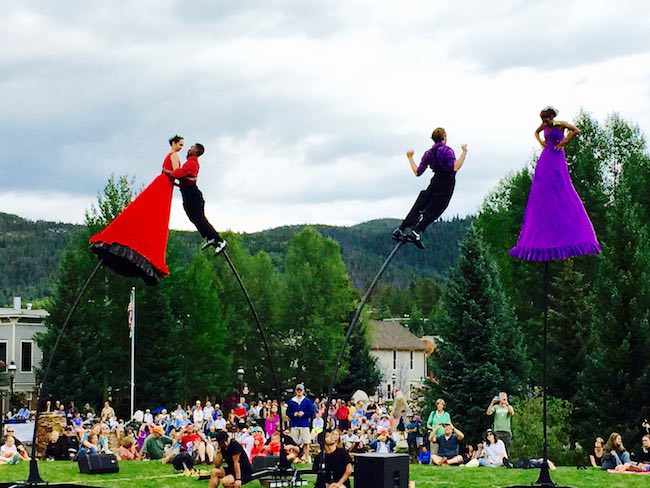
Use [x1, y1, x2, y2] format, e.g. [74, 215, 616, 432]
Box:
[405, 414, 420, 462]
[209, 431, 253, 488]
[142, 425, 173, 460]
[144, 408, 153, 424]
[287, 383, 316, 463]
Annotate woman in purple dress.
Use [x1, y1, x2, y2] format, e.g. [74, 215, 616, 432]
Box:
[509, 107, 601, 260]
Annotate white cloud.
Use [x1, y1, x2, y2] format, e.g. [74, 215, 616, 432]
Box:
[1, 0, 649, 231]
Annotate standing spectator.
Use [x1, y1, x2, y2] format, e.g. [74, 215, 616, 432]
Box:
[336, 401, 350, 432]
[478, 430, 508, 467]
[287, 383, 316, 463]
[204, 401, 215, 428]
[193, 401, 205, 431]
[601, 432, 631, 470]
[431, 423, 465, 466]
[53, 400, 66, 415]
[214, 412, 227, 431]
[589, 437, 604, 467]
[143, 409, 154, 424]
[82, 403, 96, 418]
[365, 398, 378, 419]
[486, 392, 514, 453]
[264, 404, 280, 438]
[101, 401, 116, 422]
[405, 414, 420, 462]
[427, 399, 451, 455]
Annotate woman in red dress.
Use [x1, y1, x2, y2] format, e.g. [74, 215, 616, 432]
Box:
[89, 136, 183, 284]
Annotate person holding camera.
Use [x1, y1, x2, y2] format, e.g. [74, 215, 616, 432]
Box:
[486, 392, 514, 453]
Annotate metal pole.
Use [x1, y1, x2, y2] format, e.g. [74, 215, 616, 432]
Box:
[130, 287, 136, 420]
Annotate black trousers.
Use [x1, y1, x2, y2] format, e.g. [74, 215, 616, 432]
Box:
[400, 172, 456, 233]
[180, 185, 221, 242]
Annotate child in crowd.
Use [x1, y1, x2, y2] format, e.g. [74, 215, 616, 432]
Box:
[418, 445, 431, 465]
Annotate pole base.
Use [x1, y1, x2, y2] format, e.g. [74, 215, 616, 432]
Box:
[504, 463, 575, 488]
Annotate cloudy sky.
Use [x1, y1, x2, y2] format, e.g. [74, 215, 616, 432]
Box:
[2, 0, 649, 232]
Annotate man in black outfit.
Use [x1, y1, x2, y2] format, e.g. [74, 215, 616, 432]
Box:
[210, 431, 253, 488]
[167, 143, 227, 255]
[313, 429, 353, 488]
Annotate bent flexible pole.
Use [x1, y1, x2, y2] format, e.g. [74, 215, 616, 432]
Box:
[221, 251, 292, 470]
[22, 258, 104, 487]
[320, 240, 405, 455]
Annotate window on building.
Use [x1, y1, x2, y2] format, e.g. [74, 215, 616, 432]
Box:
[410, 351, 414, 370]
[393, 350, 397, 370]
[0, 342, 6, 371]
[21, 341, 33, 373]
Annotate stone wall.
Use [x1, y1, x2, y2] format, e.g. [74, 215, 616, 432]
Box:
[35, 413, 66, 457]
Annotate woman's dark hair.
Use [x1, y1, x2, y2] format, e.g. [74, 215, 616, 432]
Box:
[168, 135, 184, 146]
[431, 128, 446, 143]
[485, 430, 498, 445]
[540, 107, 557, 118]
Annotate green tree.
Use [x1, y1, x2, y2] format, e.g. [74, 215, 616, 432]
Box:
[427, 226, 530, 442]
[282, 227, 356, 394]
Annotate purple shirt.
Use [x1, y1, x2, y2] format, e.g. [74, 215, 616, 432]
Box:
[416, 142, 456, 176]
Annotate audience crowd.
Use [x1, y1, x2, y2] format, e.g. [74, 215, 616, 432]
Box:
[3, 388, 650, 478]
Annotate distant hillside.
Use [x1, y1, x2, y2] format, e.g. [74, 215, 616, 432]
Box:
[0, 212, 473, 304]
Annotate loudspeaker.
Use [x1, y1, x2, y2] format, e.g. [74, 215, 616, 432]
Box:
[353, 453, 409, 488]
[77, 453, 119, 474]
[252, 455, 280, 472]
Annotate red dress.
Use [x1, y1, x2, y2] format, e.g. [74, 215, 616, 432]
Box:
[89, 153, 174, 284]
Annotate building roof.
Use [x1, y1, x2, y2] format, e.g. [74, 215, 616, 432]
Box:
[0, 306, 49, 320]
[369, 320, 426, 352]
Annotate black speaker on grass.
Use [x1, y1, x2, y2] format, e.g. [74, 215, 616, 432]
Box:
[353, 453, 409, 488]
[77, 453, 119, 474]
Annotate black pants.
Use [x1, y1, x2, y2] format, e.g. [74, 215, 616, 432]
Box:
[180, 185, 221, 242]
[400, 172, 456, 233]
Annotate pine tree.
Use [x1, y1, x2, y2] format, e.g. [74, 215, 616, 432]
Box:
[427, 226, 530, 442]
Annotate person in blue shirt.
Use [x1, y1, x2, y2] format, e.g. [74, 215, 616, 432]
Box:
[286, 383, 316, 463]
[16, 405, 31, 421]
[405, 414, 420, 462]
[418, 445, 431, 465]
[431, 423, 465, 465]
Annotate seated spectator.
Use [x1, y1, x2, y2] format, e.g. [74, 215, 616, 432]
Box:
[377, 413, 391, 432]
[504, 457, 556, 470]
[181, 423, 214, 464]
[71, 412, 84, 430]
[44, 431, 69, 461]
[418, 445, 431, 465]
[101, 401, 115, 422]
[53, 400, 66, 416]
[142, 425, 173, 460]
[118, 436, 141, 460]
[75, 433, 100, 460]
[478, 430, 508, 467]
[637, 435, 650, 464]
[161, 431, 183, 465]
[601, 432, 631, 470]
[462, 443, 477, 464]
[0, 436, 28, 464]
[589, 437, 604, 467]
[66, 401, 79, 422]
[431, 423, 465, 466]
[62, 425, 80, 459]
[613, 462, 650, 473]
[16, 404, 31, 421]
[369, 432, 396, 453]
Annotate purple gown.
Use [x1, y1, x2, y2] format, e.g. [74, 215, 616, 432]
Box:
[509, 125, 601, 261]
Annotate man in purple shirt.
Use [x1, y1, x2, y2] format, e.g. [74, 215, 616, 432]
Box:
[392, 127, 468, 249]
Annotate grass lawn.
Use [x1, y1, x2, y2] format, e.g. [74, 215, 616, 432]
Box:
[1, 462, 650, 488]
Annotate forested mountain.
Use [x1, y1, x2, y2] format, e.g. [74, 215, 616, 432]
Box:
[0, 211, 472, 304]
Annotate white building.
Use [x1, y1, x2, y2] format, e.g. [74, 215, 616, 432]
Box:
[369, 320, 427, 400]
[0, 297, 48, 410]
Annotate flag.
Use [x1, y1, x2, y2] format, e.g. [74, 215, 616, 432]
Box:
[127, 289, 135, 339]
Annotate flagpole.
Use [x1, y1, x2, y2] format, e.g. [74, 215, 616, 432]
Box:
[130, 287, 136, 420]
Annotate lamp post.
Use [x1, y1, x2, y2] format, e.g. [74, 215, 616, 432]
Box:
[391, 372, 396, 400]
[8, 361, 17, 411]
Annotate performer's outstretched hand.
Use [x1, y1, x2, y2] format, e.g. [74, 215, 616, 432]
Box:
[461, 144, 468, 153]
[406, 149, 414, 158]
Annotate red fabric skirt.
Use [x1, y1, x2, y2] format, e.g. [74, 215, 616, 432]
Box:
[89, 174, 173, 284]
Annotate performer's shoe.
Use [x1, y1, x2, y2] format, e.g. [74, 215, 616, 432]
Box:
[391, 228, 407, 241]
[406, 230, 425, 249]
[214, 239, 228, 255]
[200, 238, 217, 250]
